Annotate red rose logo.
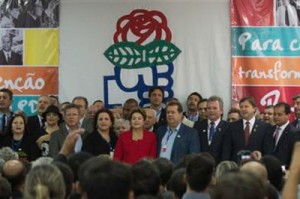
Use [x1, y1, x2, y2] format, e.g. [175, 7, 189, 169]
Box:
[113, 9, 172, 45]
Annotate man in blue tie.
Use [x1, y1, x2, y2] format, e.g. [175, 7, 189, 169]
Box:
[193, 96, 228, 164]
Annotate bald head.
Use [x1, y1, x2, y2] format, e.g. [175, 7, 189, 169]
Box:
[240, 161, 268, 183]
[2, 160, 24, 177]
[2, 160, 26, 191]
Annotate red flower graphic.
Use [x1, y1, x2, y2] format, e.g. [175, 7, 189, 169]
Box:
[113, 9, 172, 45]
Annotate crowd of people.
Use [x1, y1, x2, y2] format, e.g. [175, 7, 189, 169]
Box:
[0, 86, 300, 199]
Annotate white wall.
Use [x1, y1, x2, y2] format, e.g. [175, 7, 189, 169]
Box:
[59, 0, 231, 111]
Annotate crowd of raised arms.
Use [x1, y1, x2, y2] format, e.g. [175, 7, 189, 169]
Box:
[1, 86, 300, 199]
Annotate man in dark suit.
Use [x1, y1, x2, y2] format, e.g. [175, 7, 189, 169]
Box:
[148, 86, 167, 127]
[222, 96, 273, 163]
[0, 88, 14, 143]
[0, 35, 22, 65]
[27, 95, 51, 141]
[157, 101, 200, 164]
[194, 96, 228, 164]
[270, 102, 299, 168]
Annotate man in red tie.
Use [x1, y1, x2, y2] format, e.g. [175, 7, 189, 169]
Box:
[222, 96, 273, 163]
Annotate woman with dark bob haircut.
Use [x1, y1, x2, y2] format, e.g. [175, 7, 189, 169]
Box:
[1, 113, 40, 161]
[82, 109, 118, 157]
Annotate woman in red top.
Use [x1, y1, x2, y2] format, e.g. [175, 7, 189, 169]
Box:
[114, 107, 157, 164]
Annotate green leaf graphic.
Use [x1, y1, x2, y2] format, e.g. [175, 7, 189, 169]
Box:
[103, 42, 144, 69]
[146, 40, 181, 66]
[104, 40, 181, 69]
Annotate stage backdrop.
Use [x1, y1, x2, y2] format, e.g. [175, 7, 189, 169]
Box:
[59, 0, 231, 110]
[231, 0, 300, 111]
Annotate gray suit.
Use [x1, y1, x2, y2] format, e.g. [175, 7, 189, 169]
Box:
[49, 125, 89, 158]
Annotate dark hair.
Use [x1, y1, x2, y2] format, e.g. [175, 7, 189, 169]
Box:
[124, 98, 138, 105]
[265, 105, 274, 109]
[78, 158, 132, 199]
[67, 152, 93, 181]
[0, 88, 13, 100]
[197, 98, 208, 106]
[52, 162, 74, 198]
[274, 102, 291, 114]
[168, 168, 186, 199]
[93, 109, 115, 131]
[211, 172, 265, 199]
[166, 101, 183, 113]
[129, 107, 147, 121]
[186, 154, 215, 192]
[72, 96, 89, 108]
[148, 86, 164, 99]
[260, 155, 284, 191]
[49, 95, 59, 102]
[228, 107, 241, 115]
[0, 176, 12, 199]
[93, 100, 103, 105]
[239, 96, 257, 107]
[153, 158, 174, 187]
[131, 160, 160, 197]
[175, 154, 199, 169]
[5, 113, 28, 137]
[187, 92, 202, 101]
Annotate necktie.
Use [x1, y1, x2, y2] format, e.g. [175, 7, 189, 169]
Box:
[209, 122, 216, 142]
[285, 6, 290, 26]
[1, 114, 6, 135]
[273, 126, 281, 145]
[244, 121, 250, 145]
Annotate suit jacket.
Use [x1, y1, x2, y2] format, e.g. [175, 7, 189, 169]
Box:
[158, 108, 167, 126]
[270, 123, 300, 168]
[222, 119, 273, 163]
[157, 123, 200, 164]
[193, 119, 229, 164]
[80, 117, 93, 133]
[291, 119, 300, 129]
[0, 50, 22, 65]
[27, 115, 45, 141]
[49, 125, 88, 157]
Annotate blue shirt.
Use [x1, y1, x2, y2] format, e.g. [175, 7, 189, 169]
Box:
[159, 124, 181, 160]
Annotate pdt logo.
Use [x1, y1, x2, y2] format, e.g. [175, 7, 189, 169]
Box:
[103, 9, 181, 108]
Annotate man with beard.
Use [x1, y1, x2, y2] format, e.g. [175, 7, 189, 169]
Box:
[184, 92, 202, 122]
